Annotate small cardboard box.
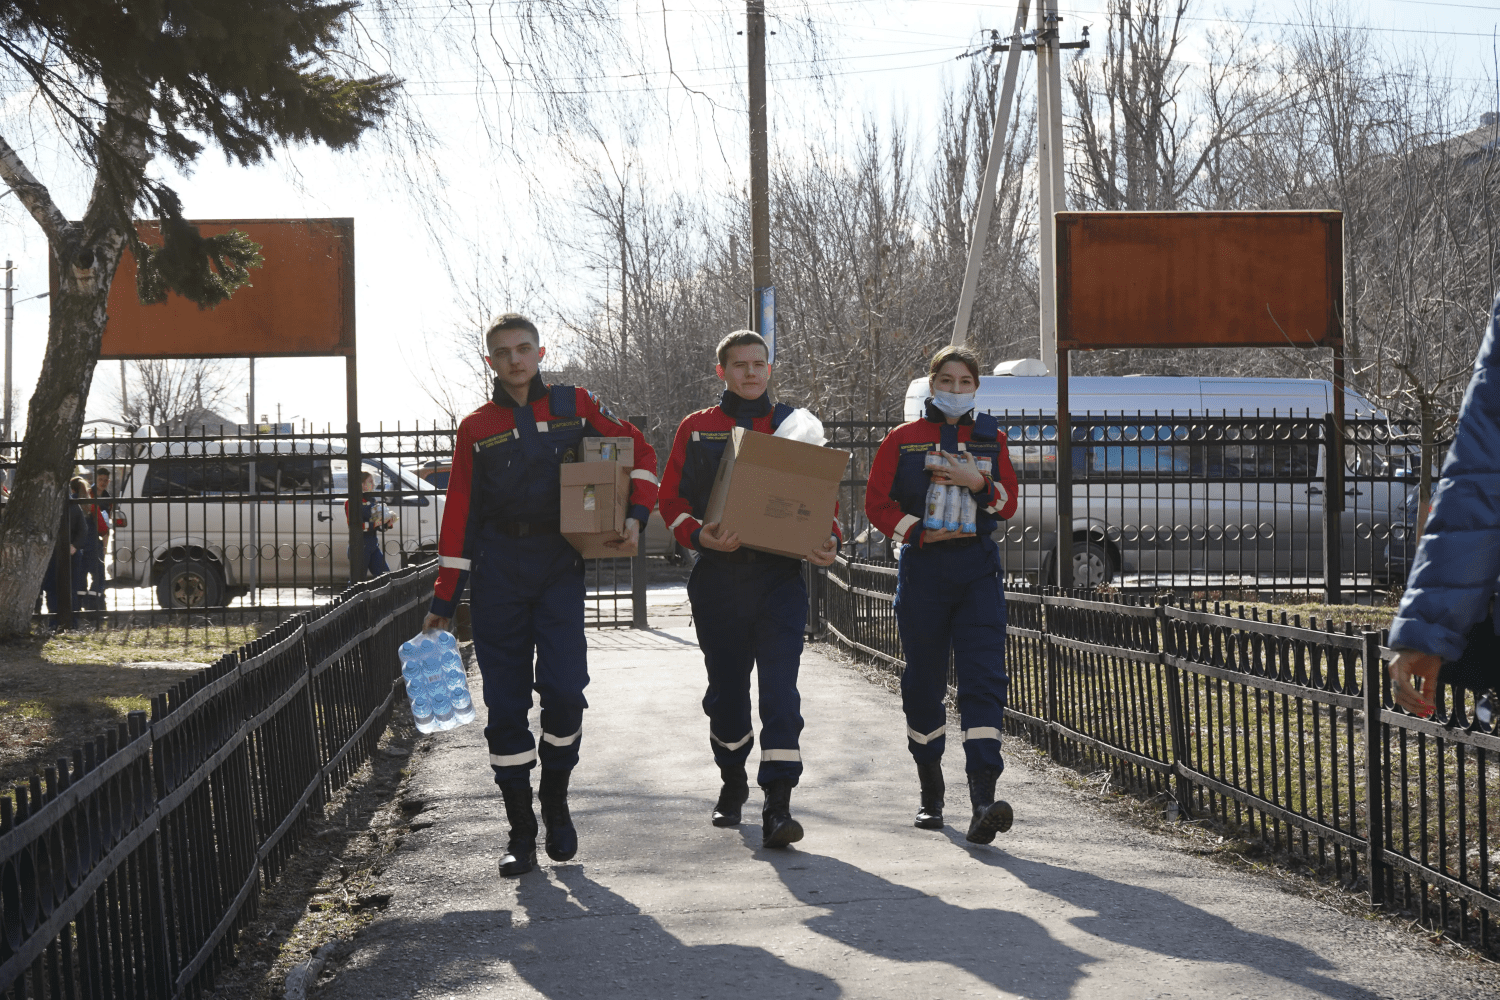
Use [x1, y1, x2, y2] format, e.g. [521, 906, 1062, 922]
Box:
[703, 428, 851, 560]
[581, 436, 634, 466]
[560, 461, 636, 558]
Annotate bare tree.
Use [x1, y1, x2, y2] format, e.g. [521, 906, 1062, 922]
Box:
[112, 359, 238, 431]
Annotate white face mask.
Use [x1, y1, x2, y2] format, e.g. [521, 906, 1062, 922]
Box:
[930, 389, 976, 419]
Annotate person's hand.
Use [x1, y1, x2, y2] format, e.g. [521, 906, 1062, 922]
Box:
[932, 451, 985, 492]
[604, 518, 640, 551]
[423, 613, 450, 634]
[69, 545, 77, 555]
[698, 522, 741, 552]
[920, 528, 975, 545]
[808, 534, 838, 567]
[1390, 649, 1443, 717]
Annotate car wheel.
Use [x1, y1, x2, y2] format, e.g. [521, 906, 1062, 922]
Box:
[1070, 540, 1115, 588]
[156, 557, 226, 609]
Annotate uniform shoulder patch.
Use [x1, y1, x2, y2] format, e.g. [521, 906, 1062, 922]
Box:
[583, 389, 621, 422]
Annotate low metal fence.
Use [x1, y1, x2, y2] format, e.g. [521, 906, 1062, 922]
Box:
[0, 560, 437, 998]
[13, 422, 649, 641]
[824, 413, 1432, 601]
[823, 556, 1499, 953]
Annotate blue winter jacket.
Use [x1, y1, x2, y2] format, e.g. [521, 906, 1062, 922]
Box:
[1388, 297, 1500, 661]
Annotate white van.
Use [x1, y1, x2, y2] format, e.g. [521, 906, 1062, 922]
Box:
[112, 431, 444, 608]
[901, 368, 1407, 587]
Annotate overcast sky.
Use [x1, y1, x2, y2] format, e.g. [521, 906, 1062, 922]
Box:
[3, 0, 1499, 439]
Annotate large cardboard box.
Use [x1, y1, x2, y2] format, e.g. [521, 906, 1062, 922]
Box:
[704, 428, 850, 560]
[560, 461, 636, 558]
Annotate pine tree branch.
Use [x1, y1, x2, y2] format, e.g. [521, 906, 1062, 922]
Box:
[0, 132, 74, 249]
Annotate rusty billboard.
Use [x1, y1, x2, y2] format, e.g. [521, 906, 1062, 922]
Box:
[87, 218, 354, 359]
[1054, 211, 1342, 351]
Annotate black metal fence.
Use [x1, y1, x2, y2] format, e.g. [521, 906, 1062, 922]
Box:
[13, 423, 651, 640]
[0, 560, 437, 999]
[824, 557, 1499, 953]
[827, 413, 1432, 601]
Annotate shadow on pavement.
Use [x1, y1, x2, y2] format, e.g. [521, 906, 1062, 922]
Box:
[742, 828, 1093, 999]
[950, 831, 1385, 1000]
[430, 865, 841, 998]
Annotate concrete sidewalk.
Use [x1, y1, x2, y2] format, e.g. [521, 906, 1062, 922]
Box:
[320, 628, 1498, 1000]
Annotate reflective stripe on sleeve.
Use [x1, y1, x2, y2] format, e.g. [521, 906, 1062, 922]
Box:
[490, 749, 538, 767]
[962, 727, 1002, 742]
[984, 484, 1008, 515]
[541, 727, 582, 747]
[440, 556, 471, 570]
[630, 469, 659, 485]
[906, 724, 946, 745]
[669, 512, 692, 530]
[711, 730, 754, 751]
[761, 749, 801, 762]
[892, 514, 919, 545]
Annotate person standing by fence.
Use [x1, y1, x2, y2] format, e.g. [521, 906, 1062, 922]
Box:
[658, 330, 840, 848]
[864, 345, 1020, 843]
[422, 313, 658, 877]
[38, 478, 93, 616]
[345, 470, 392, 579]
[1388, 296, 1500, 718]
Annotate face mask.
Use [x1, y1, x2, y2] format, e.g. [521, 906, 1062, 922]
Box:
[930, 389, 976, 418]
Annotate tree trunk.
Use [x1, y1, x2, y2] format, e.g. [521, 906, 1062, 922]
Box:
[0, 230, 128, 637]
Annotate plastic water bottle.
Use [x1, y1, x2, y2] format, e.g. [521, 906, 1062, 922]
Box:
[942, 483, 962, 532]
[398, 629, 476, 733]
[959, 455, 989, 535]
[923, 452, 947, 531]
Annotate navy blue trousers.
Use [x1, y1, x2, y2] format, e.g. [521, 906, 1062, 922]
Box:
[893, 538, 1008, 774]
[469, 531, 588, 784]
[348, 534, 390, 578]
[688, 555, 807, 785]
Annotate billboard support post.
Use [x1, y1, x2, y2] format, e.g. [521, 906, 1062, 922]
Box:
[1055, 346, 1072, 588]
[346, 352, 364, 586]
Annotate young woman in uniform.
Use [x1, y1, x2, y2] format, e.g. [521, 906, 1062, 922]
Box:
[864, 345, 1020, 842]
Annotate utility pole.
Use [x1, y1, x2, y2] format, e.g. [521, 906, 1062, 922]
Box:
[3, 260, 12, 445]
[747, 1, 774, 355]
[1036, 0, 1067, 375]
[950, 2, 1033, 348]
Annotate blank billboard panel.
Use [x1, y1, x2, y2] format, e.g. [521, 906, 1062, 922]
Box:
[1055, 211, 1342, 351]
[89, 218, 354, 359]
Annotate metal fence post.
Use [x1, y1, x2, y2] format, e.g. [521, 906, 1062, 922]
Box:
[629, 415, 648, 629]
[1362, 630, 1387, 907]
[1043, 594, 1060, 760]
[56, 504, 73, 630]
[1160, 603, 1193, 816]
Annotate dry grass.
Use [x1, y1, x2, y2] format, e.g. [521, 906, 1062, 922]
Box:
[0, 633, 247, 789]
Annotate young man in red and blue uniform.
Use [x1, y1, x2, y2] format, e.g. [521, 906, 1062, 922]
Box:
[865, 345, 1020, 843]
[658, 330, 839, 849]
[423, 314, 658, 876]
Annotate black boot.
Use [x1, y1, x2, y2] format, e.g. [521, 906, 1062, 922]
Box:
[712, 763, 750, 827]
[965, 768, 1013, 845]
[537, 768, 578, 862]
[914, 759, 945, 830]
[497, 779, 539, 876]
[761, 779, 804, 849]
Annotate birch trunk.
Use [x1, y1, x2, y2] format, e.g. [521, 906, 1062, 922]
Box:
[0, 95, 146, 638]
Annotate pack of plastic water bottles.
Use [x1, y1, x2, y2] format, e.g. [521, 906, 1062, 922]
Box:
[923, 452, 990, 535]
[398, 629, 477, 733]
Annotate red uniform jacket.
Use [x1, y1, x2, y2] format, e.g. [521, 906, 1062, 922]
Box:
[658, 391, 841, 554]
[865, 402, 1019, 549]
[430, 377, 658, 617]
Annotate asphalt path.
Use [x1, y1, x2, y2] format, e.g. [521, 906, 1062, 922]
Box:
[319, 627, 1500, 1000]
